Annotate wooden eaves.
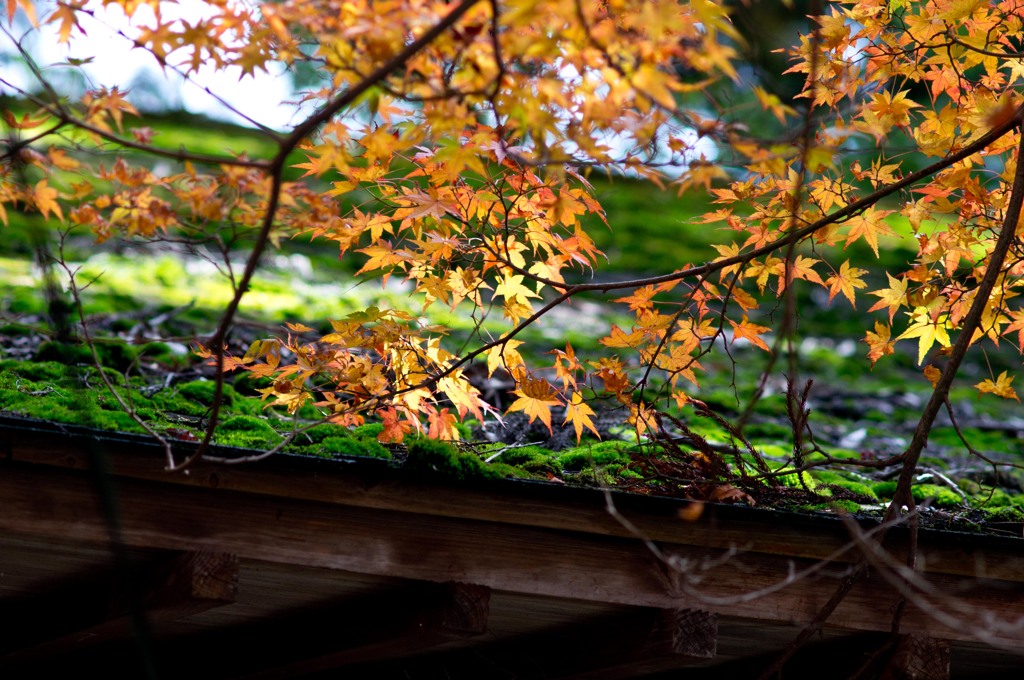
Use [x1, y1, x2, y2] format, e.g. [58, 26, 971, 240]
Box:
[1, 413, 1023, 679]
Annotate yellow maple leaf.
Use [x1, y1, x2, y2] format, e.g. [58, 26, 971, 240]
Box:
[897, 306, 952, 365]
[867, 273, 909, 322]
[975, 372, 1020, 401]
[493, 273, 539, 304]
[486, 339, 524, 378]
[563, 392, 599, 442]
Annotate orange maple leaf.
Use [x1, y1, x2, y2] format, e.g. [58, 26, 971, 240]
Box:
[32, 180, 63, 222]
[864, 321, 895, 368]
[507, 374, 561, 433]
[729, 315, 771, 351]
[825, 260, 868, 307]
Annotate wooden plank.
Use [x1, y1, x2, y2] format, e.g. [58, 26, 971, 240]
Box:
[2, 550, 236, 660]
[7, 426, 1024, 585]
[1, 461, 1022, 649]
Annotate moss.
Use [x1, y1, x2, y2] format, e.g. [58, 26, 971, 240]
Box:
[872, 481, 897, 499]
[215, 415, 282, 449]
[810, 471, 877, 499]
[829, 499, 862, 513]
[982, 506, 1024, 522]
[31, 342, 92, 368]
[556, 443, 631, 471]
[743, 421, 791, 439]
[405, 437, 522, 480]
[975, 487, 1018, 508]
[792, 498, 860, 514]
[294, 402, 322, 420]
[957, 479, 982, 495]
[33, 340, 141, 372]
[495, 445, 556, 472]
[829, 480, 877, 499]
[869, 481, 963, 508]
[177, 380, 236, 408]
[0, 359, 69, 383]
[775, 468, 816, 490]
[911, 484, 963, 508]
[321, 435, 391, 459]
[352, 423, 384, 440]
[298, 422, 354, 444]
[757, 444, 791, 460]
[230, 372, 274, 396]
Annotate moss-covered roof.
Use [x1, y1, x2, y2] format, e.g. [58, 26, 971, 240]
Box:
[3, 354, 1022, 536]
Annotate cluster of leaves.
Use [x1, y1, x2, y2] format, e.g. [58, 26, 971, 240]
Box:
[2, 0, 1024, 489]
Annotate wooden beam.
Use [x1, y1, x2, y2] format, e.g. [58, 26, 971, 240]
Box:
[2, 550, 236, 661]
[8, 422, 1024, 585]
[1, 458, 1023, 650]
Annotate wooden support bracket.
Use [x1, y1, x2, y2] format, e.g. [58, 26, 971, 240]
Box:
[879, 634, 951, 680]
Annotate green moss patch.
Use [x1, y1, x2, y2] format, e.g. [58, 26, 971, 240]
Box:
[405, 437, 527, 481]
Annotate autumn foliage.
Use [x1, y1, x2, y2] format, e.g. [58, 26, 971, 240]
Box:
[3, 0, 1024, 481]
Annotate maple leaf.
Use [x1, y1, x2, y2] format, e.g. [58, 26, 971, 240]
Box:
[975, 372, 1020, 402]
[1004, 310, 1024, 349]
[427, 408, 461, 440]
[897, 307, 953, 365]
[843, 207, 894, 257]
[47, 147, 80, 171]
[437, 374, 484, 421]
[825, 260, 868, 307]
[493, 273, 539, 304]
[32, 180, 63, 222]
[729, 315, 771, 351]
[506, 374, 561, 433]
[551, 342, 582, 390]
[628, 402, 659, 438]
[787, 255, 824, 287]
[614, 285, 657, 312]
[864, 321, 895, 368]
[600, 324, 645, 349]
[563, 392, 599, 442]
[47, 2, 79, 43]
[486, 339, 524, 378]
[7, 0, 35, 25]
[378, 407, 416, 443]
[867, 273, 909, 322]
[25, 0, 1024, 469]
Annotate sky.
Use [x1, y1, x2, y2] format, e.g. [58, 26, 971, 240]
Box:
[2, 1, 714, 172]
[1, 0, 307, 130]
